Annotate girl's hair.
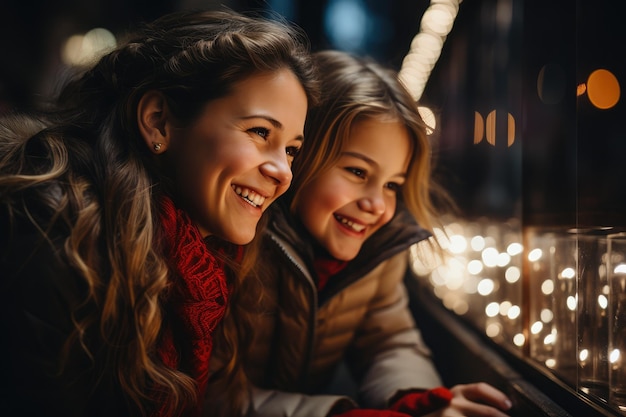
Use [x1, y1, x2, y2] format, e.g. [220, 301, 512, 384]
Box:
[0, 9, 318, 416]
[291, 49, 442, 232]
[211, 50, 453, 417]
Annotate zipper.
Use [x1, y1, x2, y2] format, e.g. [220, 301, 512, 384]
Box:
[267, 233, 319, 387]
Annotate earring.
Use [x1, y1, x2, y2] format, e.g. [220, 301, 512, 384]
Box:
[153, 142, 162, 152]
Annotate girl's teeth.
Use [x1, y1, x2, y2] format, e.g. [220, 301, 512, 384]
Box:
[337, 215, 365, 232]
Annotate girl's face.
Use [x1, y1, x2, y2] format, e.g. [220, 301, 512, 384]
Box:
[169, 69, 308, 244]
[295, 118, 412, 261]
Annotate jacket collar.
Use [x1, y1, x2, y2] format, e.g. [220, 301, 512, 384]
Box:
[266, 197, 432, 298]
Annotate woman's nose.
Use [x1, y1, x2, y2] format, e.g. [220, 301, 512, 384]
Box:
[260, 151, 293, 186]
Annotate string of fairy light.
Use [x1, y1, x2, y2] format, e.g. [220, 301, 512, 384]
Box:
[60, 2, 463, 134]
[399, 0, 461, 101]
[399, 0, 462, 135]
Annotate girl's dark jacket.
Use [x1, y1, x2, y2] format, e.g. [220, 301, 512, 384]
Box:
[207, 198, 442, 417]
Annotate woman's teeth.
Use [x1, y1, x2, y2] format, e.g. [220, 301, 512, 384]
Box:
[232, 185, 266, 207]
[335, 214, 366, 232]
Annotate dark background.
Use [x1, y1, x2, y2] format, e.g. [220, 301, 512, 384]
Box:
[0, 0, 430, 112]
[1, 0, 625, 227]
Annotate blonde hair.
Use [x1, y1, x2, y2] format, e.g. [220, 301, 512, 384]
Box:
[291, 50, 444, 232]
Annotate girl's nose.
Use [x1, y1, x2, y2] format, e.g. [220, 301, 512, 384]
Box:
[357, 192, 386, 215]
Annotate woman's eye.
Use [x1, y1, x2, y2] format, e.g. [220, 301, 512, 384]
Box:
[286, 146, 301, 157]
[346, 167, 366, 178]
[249, 127, 270, 139]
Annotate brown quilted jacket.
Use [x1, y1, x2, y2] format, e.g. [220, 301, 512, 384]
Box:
[206, 199, 442, 417]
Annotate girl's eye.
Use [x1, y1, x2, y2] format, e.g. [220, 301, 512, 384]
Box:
[346, 167, 366, 178]
[386, 182, 402, 192]
[249, 127, 270, 139]
[286, 146, 301, 157]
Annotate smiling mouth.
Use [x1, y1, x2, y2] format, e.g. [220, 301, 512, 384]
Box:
[334, 214, 366, 232]
[232, 185, 266, 208]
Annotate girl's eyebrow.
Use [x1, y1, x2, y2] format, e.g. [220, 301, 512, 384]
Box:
[341, 151, 407, 178]
[342, 151, 375, 165]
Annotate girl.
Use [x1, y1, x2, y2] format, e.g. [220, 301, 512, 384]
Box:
[0, 9, 318, 417]
[206, 50, 512, 417]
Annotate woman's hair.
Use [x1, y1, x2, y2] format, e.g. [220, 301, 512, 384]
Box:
[0, 9, 318, 416]
[291, 49, 442, 232]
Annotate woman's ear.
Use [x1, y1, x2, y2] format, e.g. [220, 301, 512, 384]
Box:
[137, 91, 170, 154]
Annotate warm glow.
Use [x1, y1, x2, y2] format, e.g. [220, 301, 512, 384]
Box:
[486, 302, 500, 317]
[507, 305, 521, 319]
[486, 110, 496, 145]
[560, 267, 575, 279]
[486, 322, 502, 338]
[471, 235, 486, 251]
[541, 279, 554, 295]
[566, 295, 577, 311]
[477, 278, 495, 295]
[513, 333, 525, 347]
[449, 234, 468, 254]
[463, 275, 480, 294]
[540, 308, 554, 323]
[610, 348, 621, 364]
[505, 266, 521, 283]
[499, 301, 512, 316]
[580, 349, 589, 362]
[467, 259, 484, 275]
[507, 242, 523, 256]
[507, 112, 515, 147]
[481, 247, 500, 267]
[398, 0, 461, 101]
[418, 106, 437, 135]
[62, 27, 116, 66]
[587, 69, 620, 109]
[528, 248, 543, 262]
[474, 111, 484, 144]
[452, 299, 469, 315]
[496, 252, 511, 267]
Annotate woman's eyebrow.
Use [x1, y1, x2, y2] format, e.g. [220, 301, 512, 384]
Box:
[240, 115, 304, 142]
[240, 114, 283, 129]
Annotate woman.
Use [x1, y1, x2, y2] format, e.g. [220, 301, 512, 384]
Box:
[0, 9, 318, 417]
[206, 50, 512, 417]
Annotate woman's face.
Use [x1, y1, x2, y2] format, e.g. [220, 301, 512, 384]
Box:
[294, 118, 412, 261]
[168, 68, 308, 244]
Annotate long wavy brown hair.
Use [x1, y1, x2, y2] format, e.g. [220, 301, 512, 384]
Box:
[0, 9, 318, 416]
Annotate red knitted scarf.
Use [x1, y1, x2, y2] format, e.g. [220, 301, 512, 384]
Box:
[314, 256, 348, 291]
[155, 196, 230, 416]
